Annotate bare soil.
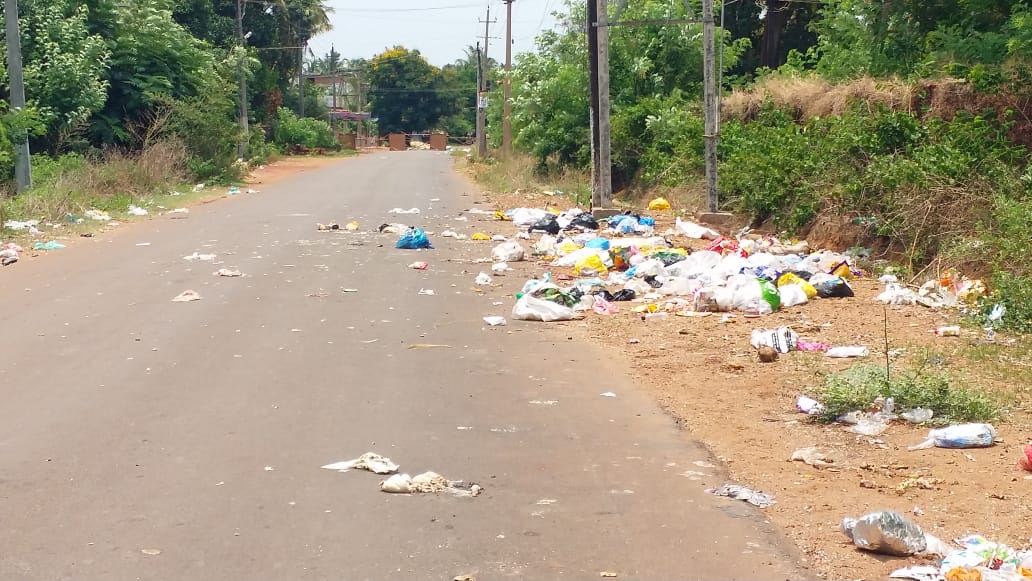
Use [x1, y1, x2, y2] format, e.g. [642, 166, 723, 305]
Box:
[478, 186, 1032, 580]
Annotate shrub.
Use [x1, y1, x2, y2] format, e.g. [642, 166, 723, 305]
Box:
[272, 107, 336, 152]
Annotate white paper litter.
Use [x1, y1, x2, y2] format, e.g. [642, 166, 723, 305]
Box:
[184, 252, 216, 261]
[389, 207, 421, 214]
[214, 268, 242, 277]
[380, 471, 482, 497]
[483, 316, 507, 326]
[322, 452, 399, 474]
[172, 290, 201, 302]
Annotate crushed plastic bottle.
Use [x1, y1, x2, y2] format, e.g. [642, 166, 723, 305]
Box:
[842, 511, 927, 556]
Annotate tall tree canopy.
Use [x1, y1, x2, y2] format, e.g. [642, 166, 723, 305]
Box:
[368, 47, 460, 134]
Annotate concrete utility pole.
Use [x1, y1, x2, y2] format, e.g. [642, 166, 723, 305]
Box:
[475, 43, 484, 155]
[477, 6, 495, 157]
[596, 0, 612, 207]
[502, 0, 514, 158]
[236, 0, 249, 161]
[355, 70, 364, 147]
[298, 36, 306, 118]
[702, 0, 719, 212]
[586, 0, 601, 208]
[4, 0, 31, 192]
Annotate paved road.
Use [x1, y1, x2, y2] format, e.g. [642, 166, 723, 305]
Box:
[0, 151, 804, 580]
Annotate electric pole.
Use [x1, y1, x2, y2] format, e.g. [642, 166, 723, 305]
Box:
[298, 34, 306, 118]
[4, 0, 31, 192]
[475, 43, 485, 156]
[355, 70, 364, 147]
[236, 0, 249, 161]
[502, 0, 514, 158]
[477, 6, 495, 157]
[702, 0, 719, 212]
[596, 0, 612, 207]
[587, 0, 601, 208]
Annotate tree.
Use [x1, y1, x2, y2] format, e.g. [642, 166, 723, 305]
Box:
[368, 47, 458, 134]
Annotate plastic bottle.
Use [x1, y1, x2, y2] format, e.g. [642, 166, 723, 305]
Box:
[643, 312, 668, 322]
[934, 325, 960, 336]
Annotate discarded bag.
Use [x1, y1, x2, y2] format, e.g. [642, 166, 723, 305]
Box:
[471, 232, 491, 241]
[592, 295, 618, 315]
[674, 217, 718, 239]
[815, 277, 854, 298]
[573, 254, 608, 276]
[322, 452, 399, 474]
[396, 228, 433, 250]
[529, 215, 560, 235]
[172, 290, 201, 302]
[648, 197, 671, 210]
[380, 471, 483, 497]
[908, 423, 996, 450]
[512, 294, 577, 322]
[841, 511, 927, 556]
[1020, 442, 1032, 471]
[566, 213, 600, 231]
[706, 483, 775, 507]
[750, 327, 798, 353]
[492, 241, 525, 262]
[474, 272, 493, 286]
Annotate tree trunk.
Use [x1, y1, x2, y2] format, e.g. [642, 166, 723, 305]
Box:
[760, 0, 789, 69]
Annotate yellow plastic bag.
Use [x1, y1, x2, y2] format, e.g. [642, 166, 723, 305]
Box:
[648, 197, 671, 210]
[777, 272, 818, 299]
[344, 221, 360, 231]
[573, 254, 608, 276]
[494, 211, 511, 221]
[471, 232, 491, 241]
[830, 261, 854, 279]
[557, 240, 583, 256]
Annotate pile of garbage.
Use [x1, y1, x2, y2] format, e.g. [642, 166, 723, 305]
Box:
[489, 205, 863, 322]
[841, 510, 1032, 581]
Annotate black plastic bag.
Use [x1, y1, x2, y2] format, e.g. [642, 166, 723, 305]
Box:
[530, 215, 560, 235]
[593, 289, 616, 301]
[566, 214, 600, 231]
[816, 278, 854, 298]
[611, 289, 637, 301]
[644, 275, 664, 288]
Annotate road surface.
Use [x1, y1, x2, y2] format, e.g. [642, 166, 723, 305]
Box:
[0, 151, 805, 579]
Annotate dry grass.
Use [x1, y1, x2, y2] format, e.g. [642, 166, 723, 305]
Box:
[723, 74, 924, 121]
[460, 153, 592, 206]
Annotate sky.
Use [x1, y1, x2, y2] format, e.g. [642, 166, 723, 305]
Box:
[308, 1, 564, 67]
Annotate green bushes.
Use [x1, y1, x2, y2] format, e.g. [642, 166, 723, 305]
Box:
[272, 108, 337, 152]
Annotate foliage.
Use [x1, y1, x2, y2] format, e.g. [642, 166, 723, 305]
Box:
[816, 363, 1002, 424]
[368, 47, 458, 134]
[272, 107, 336, 151]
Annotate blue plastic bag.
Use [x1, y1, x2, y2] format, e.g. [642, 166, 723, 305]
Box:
[639, 216, 656, 227]
[585, 237, 610, 250]
[396, 228, 433, 250]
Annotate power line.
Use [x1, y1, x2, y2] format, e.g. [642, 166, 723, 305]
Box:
[333, 3, 493, 12]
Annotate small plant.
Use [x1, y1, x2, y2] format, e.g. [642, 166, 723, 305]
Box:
[816, 362, 1002, 424]
[272, 108, 337, 153]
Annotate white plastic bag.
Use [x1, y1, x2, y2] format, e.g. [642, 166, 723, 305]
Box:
[779, 284, 809, 307]
[674, 217, 719, 239]
[492, 241, 525, 262]
[750, 327, 799, 353]
[512, 295, 577, 322]
[908, 423, 996, 450]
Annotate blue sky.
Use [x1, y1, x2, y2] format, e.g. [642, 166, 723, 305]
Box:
[308, 0, 564, 67]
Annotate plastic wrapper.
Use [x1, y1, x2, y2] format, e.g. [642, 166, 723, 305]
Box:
[841, 511, 927, 556]
[492, 241, 525, 262]
[396, 228, 433, 250]
[530, 215, 560, 235]
[908, 423, 996, 450]
[750, 327, 799, 353]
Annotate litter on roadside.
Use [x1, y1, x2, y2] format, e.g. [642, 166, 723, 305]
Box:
[706, 483, 776, 507]
[842, 511, 927, 556]
[408, 261, 429, 270]
[827, 346, 870, 358]
[85, 209, 111, 221]
[418, 288, 435, 296]
[172, 290, 201, 302]
[389, 207, 420, 214]
[908, 423, 996, 450]
[475, 272, 493, 286]
[321, 452, 399, 474]
[380, 471, 483, 497]
[128, 204, 148, 216]
[483, 316, 507, 326]
[33, 241, 65, 251]
[214, 268, 242, 277]
[317, 222, 340, 231]
[396, 228, 432, 250]
[184, 252, 216, 261]
[791, 446, 835, 468]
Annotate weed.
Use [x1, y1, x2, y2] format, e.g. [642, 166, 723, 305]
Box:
[816, 362, 1003, 424]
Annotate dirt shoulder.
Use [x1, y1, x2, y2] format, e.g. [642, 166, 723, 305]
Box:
[476, 185, 1032, 580]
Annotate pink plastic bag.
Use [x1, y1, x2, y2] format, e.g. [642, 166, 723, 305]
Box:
[592, 295, 619, 315]
[796, 340, 830, 352]
[1020, 443, 1032, 471]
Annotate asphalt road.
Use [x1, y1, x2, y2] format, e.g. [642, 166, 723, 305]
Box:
[0, 151, 805, 580]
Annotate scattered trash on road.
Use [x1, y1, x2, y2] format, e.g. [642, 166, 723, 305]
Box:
[317, 222, 340, 231]
[1020, 443, 1032, 471]
[483, 316, 507, 326]
[184, 252, 216, 261]
[408, 261, 429, 270]
[908, 423, 996, 450]
[841, 511, 927, 556]
[214, 268, 242, 277]
[172, 290, 201, 302]
[389, 207, 420, 214]
[85, 209, 111, 221]
[475, 272, 493, 286]
[796, 396, 824, 415]
[128, 205, 148, 216]
[599, 392, 617, 397]
[492, 241, 525, 262]
[33, 241, 65, 251]
[706, 483, 776, 507]
[322, 452, 399, 474]
[791, 446, 835, 468]
[380, 471, 483, 497]
[396, 228, 432, 249]
[140, 548, 162, 556]
[407, 343, 451, 349]
[418, 288, 435, 295]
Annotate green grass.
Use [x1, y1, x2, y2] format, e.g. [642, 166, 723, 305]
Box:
[463, 152, 592, 206]
[815, 362, 1004, 424]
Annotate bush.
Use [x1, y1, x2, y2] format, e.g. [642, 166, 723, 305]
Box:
[272, 108, 337, 152]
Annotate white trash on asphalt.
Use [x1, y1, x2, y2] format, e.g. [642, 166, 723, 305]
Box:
[706, 483, 776, 507]
[380, 471, 483, 497]
[184, 252, 216, 261]
[841, 510, 927, 556]
[171, 290, 201, 302]
[475, 272, 493, 286]
[322, 452, 399, 474]
[214, 268, 242, 277]
[483, 316, 507, 326]
[492, 241, 525, 262]
[128, 205, 148, 216]
[389, 207, 420, 215]
[491, 262, 510, 275]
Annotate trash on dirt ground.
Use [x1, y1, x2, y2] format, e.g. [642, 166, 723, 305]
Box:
[1020, 443, 1032, 471]
[599, 392, 617, 397]
[396, 228, 432, 250]
[791, 446, 835, 468]
[592, 295, 619, 314]
[901, 408, 935, 423]
[889, 565, 943, 581]
[418, 288, 435, 296]
[939, 534, 1031, 580]
[184, 252, 216, 261]
[379, 223, 408, 234]
[33, 241, 65, 251]
[512, 284, 578, 322]
[321, 452, 399, 474]
[472, 232, 491, 241]
[934, 325, 961, 337]
[454, 575, 477, 581]
[827, 346, 870, 358]
[706, 483, 776, 507]
[600, 573, 619, 578]
[475, 272, 493, 286]
[345, 221, 360, 231]
[389, 207, 420, 214]
[492, 241, 525, 262]
[483, 316, 507, 326]
[841, 510, 927, 556]
[169, 208, 189, 215]
[491, 262, 510, 275]
[128, 204, 148, 216]
[796, 396, 824, 415]
[140, 548, 162, 556]
[750, 326, 799, 353]
[214, 268, 242, 277]
[341, 288, 359, 293]
[172, 290, 201, 302]
[647, 197, 671, 210]
[797, 340, 831, 352]
[838, 410, 893, 436]
[4, 219, 40, 231]
[317, 222, 340, 231]
[674, 217, 719, 239]
[757, 345, 778, 362]
[85, 209, 111, 221]
[908, 423, 997, 450]
[407, 343, 451, 349]
[380, 471, 483, 497]
[409, 261, 429, 270]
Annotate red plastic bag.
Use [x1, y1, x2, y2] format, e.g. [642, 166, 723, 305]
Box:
[1019, 443, 1032, 471]
[704, 236, 749, 258]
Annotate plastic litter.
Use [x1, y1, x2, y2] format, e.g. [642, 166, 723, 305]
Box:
[815, 277, 855, 298]
[408, 261, 429, 270]
[184, 252, 216, 261]
[389, 207, 420, 214]
[841, 511, 927, 556]
[796, 396, 824, 415]
[491, 262, 510, 275]
[796, 340, 830, 352]
[128, 205, 148, 216]
[827, 346, 869, 358]
[750, 327, 799, 353]
[396, 228, 432, 250]
[380, 471, 482, 497]
[379, 223, 409, 234]
[900, 408, 935, 423]
[1019, 443, 1032, 471]
[471, 232, 491, 241]
[4, 219, 39, 231]
[889, 566, 943, 581]
[214, 268, 242, 277]
[791, 447, 835, 468]
[848, 413, 892, 436]
[172, 290, 201, 302]
[530, 215, 560, 235]
[592, 295, 618, 315]
[321, 452, 399, 474]
[512, 285, 578, 322]
[344, 221, 360, 231]
[647, 197, 671, 210]
[674, 217, 719, 239]
[33, 241, 65, 251]
[84, 209, 111, 221]
[492, 241, 525, 262]
[475, 272, 493, 286]
[418, 288, 435, 296]
[483, 316, 507, 326]
[908, 423, 996, 450]
[706, 484, 776, 507]
[566, 213, 600, 231]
